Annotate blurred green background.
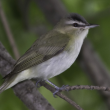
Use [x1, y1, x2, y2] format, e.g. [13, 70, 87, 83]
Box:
[0, 0, 110, 110]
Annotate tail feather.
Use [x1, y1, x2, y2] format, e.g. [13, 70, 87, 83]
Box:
[0, 78, 11, 94]
[0, 71, 29, 94]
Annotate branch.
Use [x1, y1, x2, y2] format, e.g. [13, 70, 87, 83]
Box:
[41, 82, 84, 110]
[54, 85, 110, 92]
[0, 42, 55, 110]
[0, 1, 20, 59]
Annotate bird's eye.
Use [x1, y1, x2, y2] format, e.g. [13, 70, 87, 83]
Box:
[73, 23, 78, 27]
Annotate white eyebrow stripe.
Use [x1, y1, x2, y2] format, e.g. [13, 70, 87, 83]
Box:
[65, 20, 85, 25]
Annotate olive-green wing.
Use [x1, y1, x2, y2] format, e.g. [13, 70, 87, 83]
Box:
[4, 32, 69, 78]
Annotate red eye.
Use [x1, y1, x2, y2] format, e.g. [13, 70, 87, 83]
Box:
[73, 23, 78, 27]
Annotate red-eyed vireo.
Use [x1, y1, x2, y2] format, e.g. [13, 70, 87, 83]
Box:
[0, 13, 98, 96]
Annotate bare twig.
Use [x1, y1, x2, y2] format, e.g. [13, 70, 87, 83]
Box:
[53, 85, 110, 92]
[41, 82, 84, 110]
[0, 1, 20, 59]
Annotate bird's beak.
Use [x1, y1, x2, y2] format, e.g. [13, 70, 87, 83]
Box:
[85, 24, 99, 29]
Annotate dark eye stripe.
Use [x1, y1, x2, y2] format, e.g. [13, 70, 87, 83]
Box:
[72, 23, 85, 27]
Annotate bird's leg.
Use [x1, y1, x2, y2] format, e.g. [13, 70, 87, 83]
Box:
[36, 79, 42, 88]
[46, 80, 69, 97]
[32, 78, 44, 88]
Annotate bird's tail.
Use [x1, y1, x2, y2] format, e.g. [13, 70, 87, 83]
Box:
[0, 78, 11, 94]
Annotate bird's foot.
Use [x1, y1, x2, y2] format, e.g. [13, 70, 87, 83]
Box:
[53, 85, 69, 98]
[36, 80, 42, 88]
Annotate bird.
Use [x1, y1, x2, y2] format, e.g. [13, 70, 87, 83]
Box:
[0, 13, 98, 96]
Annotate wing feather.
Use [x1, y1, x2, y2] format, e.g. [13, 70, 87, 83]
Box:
[4, 31, 69, 78]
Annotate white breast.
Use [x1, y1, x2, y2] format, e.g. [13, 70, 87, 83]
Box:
[29, 30, 88, 80]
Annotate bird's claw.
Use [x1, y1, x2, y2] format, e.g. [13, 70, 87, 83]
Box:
[36, 80, 41, 88]
[53, 85, 69, 98]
